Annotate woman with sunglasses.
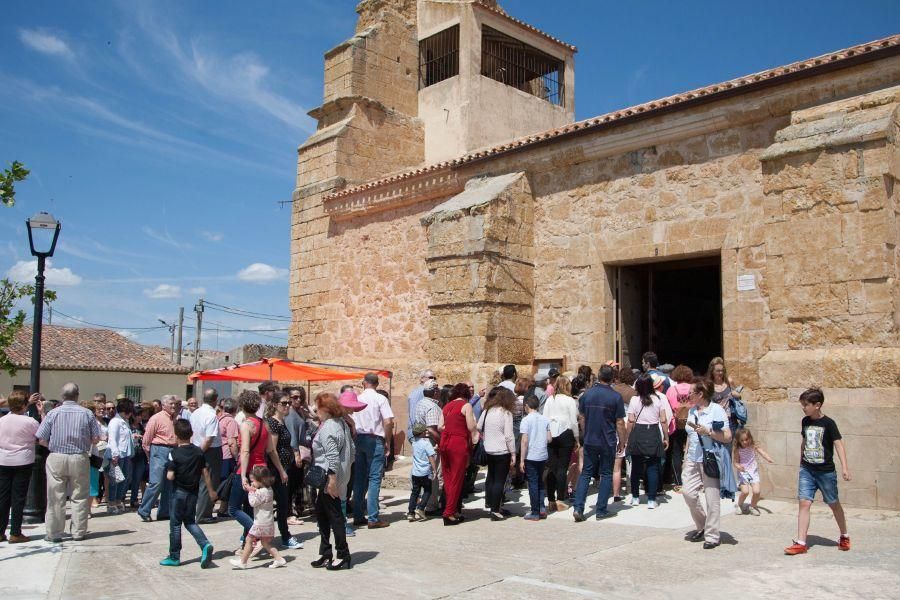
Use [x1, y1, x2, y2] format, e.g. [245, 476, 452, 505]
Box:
[265, 393, 303, 549]
[682, 377, 732, 549]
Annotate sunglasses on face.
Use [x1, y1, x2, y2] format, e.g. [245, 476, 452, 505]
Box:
[290, 396, 302, 400]
[279, 401, 291, 406]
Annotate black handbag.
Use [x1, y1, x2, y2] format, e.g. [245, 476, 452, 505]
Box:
[694, 415, 720, 479]
[471, 409, 489, 467]
[89, 454, 103, 469]
[306, 465, 328, 489]
[216, 472, 235, 499]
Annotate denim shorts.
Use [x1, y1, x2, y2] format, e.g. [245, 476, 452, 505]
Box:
[798, 466, 839, 504]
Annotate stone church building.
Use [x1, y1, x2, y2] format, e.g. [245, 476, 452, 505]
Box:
[290, 0, 899, 507]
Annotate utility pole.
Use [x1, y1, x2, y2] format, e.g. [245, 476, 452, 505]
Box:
[176, 307, 184, 365]
[193, 299, 204, 372]
[159, 319, 176, 362]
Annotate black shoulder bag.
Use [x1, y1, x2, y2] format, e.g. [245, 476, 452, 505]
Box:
[695, 414, 720, 479]
[471, 409, 489, 467]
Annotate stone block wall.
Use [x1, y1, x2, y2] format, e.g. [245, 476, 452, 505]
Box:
[423, 172, 535, 365]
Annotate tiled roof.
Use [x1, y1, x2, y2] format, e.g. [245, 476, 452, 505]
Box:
[324, 34, 900, 202]
[473, 0, 577, 52]
[7, 325, 190, 374]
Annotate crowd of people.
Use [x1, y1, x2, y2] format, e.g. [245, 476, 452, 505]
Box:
[0, 351, 853, 569]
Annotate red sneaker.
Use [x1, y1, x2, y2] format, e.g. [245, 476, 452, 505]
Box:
[838, 536, 851, 551]
[784, 541, 808, 555]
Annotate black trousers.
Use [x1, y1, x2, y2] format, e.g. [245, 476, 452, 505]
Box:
[272, 473, 291, 542]
[316, 492, 349, 560]
[546, 434, 575, 502]
[0, 464, 33, 536]
[288, 462, 304, 516]
[484, 453, 511, 512]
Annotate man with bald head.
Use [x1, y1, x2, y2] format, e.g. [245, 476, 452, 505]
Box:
[36, 383, 100, 542]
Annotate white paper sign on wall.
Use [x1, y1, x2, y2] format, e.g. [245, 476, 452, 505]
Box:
[737, 274, 756, 292]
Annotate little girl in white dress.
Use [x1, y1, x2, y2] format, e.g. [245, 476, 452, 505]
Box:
[230, 466, 287, 569]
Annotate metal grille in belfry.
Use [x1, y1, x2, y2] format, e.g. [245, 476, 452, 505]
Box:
[480, 26, 564, 106]
[419, 25, 460, 89]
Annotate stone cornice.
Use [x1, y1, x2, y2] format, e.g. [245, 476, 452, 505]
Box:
[322, 167, 461, 220]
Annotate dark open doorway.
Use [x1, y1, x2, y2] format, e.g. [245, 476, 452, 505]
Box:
[613, 256, 722, 375]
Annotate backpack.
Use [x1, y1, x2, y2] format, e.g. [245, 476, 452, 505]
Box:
[729, 395, 748, 429]
[675, 388, 691, 430]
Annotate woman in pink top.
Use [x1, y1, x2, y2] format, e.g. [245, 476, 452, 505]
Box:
[0, 391, 40, 543]
[625, 375, 669, 509]
[665, 365, 694, 491]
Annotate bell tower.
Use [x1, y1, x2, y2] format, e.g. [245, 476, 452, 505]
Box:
[417, 0, 576, 162]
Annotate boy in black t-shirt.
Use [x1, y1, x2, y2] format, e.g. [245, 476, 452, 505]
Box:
[785, 388, 852, 555]
[159, 419, 217, 568]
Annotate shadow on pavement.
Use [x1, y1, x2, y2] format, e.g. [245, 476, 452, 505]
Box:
[352, 550, 378, 565]
[807, 534, 838, 548]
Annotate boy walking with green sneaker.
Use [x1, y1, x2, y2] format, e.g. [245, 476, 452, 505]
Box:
[159, 419, 216, 568]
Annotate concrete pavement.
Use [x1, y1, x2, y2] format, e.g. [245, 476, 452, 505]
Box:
[2, 479, 899, 600]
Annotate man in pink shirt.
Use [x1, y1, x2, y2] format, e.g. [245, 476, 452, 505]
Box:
[138, 395, 179, 522]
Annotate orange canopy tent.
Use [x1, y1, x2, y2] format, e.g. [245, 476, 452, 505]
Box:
[188, 358, 391, 384]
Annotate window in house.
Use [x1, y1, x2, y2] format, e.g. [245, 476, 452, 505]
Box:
[419, 25, 460, 89]
[480, 25, 564, 105]
[123, 385, 143, 404]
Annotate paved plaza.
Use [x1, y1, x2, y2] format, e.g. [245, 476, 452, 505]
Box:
[2, 475, 899, 600]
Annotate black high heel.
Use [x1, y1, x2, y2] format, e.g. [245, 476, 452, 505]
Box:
[326, 556, 352, 570]
[310, 556, 332, 568]
[443, 516, 460, 526]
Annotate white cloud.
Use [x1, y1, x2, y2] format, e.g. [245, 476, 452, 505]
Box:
[237, 263, 288, 283]
[201, 231, 223, 242]
[19, 28, 74, 60]
[7, 259, 82, 286]
[116, 329, 138, 340]
[187, 286, 206, 295]
[144, 284, 182, 299]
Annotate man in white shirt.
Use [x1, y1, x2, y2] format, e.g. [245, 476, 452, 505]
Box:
[190, 388, 222, 522]
[499, 364, 517, 392]
[351, 373, 394, 529]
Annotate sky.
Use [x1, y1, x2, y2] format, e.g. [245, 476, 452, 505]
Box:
[1, 0, 896, 352]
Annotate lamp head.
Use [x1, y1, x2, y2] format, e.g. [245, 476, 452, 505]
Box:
[26, 211, 61, 258]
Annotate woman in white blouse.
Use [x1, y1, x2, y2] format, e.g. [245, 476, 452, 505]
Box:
[476, 387, 516, 521]
[542, 375, 579, 511]
[105, 398, 135, 514]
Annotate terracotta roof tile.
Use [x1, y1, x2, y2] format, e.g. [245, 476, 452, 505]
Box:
[7, 325, 190, 374]
[324, 34, 900, 202]
[472, 0, 577, 52]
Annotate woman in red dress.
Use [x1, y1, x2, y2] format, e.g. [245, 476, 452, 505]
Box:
[438, 383, 477, 525]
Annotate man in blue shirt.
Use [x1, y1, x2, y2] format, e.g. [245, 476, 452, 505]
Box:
[572, 365, 626, 522]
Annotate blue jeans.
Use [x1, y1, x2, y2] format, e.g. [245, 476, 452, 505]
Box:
[139, 445, 173, 519]
[408, 475, 432, 514]
[573, 444, 614, 516]
[524, 459, 547, 515]
[168, 487, 210, 560]
[631, 454, 660, 501]
[228, 474, 254, 537]
[353, 435, 385, 522]
[798, 466, 839, 504]
[108, 456, 133, 503]
[129, 450, 147, 505]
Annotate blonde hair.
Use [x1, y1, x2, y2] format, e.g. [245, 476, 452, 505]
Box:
[735, 428, 755, 447]
[555, 375, 572, 396]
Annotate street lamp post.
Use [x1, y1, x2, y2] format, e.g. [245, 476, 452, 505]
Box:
[23, 211, 61, 524]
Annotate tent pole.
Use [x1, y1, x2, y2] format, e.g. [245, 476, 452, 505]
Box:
[307, 381, 311, 402]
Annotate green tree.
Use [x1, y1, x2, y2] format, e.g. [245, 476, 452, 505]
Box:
[0, 278, 56, 376]
[1, 161, 30, 207]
